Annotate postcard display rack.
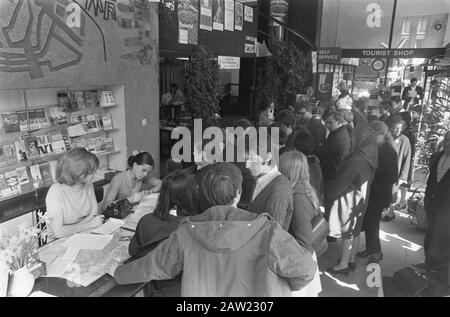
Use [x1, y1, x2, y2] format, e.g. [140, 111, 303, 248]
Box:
[0, 86, 127, 202]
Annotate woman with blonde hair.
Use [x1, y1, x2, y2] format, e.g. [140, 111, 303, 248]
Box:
[279, 150, 323, 297]
[45, 147, 103, 238]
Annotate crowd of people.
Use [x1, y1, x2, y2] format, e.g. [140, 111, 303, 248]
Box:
[42, 78, 450, 296]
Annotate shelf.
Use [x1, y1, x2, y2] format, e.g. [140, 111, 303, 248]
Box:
[68, 105, 117, 117]
[68, 128, 118, 139]
[30, 124, 68, 135]
[96, 150, 120, 157]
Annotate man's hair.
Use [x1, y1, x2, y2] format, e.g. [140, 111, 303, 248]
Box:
[234, 118, 252, 130]
[276, 109, 296, 128]
[294, 129, 314, 155]
[410, 78, 418, 83]
[270, 122, 288, 146]
[201, 163, 243, 206]
[171, 83, 178, 89]
[56, 147, 99, 185]
[388, 114, 405, 128]
[294, 101, 312, 113]
[431, 79, 437, 85]
[379, 100, 391, 112]
[325, 110, 347, 125]
[244, 130, 274, 161]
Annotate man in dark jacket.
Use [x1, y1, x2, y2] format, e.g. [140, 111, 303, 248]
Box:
[419, 131, 450, 277]
[107, 163, 316, 296]
[316, 111, 351, 183]
[401, 77, 423, 110]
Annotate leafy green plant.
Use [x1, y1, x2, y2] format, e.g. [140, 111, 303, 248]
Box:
[184, 46, 221, 126]
[255, 40, 312, 115]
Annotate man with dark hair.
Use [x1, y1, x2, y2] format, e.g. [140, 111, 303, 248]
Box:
[378, 100, 391, 123]
[108, 162, 317, 296]
[276, 110, 296, 152]
[315, 111, 351, 225]
[401, 77, 423, 110]
[245, 133, 294, 231]
[295, 102, 327, 151]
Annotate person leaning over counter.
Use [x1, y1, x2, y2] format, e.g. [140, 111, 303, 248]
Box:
[45, 147, 103, 238]
[103, 152, 162, 209]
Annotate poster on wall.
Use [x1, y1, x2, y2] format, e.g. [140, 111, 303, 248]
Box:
[224, 0, 234, 31]
[234, 1, 243, 31]
[200, 0, 213, 31]
[213, 0, 224, 31]
[178, 0, 199, 45]
[244, 5, 253, 23]
[317, 73, 334, 101]
[245, 36, 256, 54]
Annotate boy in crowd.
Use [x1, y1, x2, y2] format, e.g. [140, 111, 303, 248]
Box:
[107, 163, 316, 296]
[245, 133, 294, 230]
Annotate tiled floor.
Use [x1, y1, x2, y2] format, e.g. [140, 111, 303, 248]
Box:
[318, 209, 425, 297]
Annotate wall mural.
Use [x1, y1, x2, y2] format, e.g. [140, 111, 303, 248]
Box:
[0, 0, 154, 80]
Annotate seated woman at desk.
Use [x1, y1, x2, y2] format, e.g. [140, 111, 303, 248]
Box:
[103, 152, 162, 209]
[45, 147, 103, 238]
[128, 170, 199, 257]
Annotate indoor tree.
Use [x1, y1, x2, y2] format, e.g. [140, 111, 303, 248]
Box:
[184, 46, 221, 126]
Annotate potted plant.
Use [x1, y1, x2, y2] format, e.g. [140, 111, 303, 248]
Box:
[184, 46, 221, 127]
[255, 39, 312, 115]
[0, 214, 47, 297]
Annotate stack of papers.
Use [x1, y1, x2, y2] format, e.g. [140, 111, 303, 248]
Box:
[63, 234, 113, 250]
[91, 218, 124, 235]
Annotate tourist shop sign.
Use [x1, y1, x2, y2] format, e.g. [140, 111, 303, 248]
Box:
[342, 48, 445, 58]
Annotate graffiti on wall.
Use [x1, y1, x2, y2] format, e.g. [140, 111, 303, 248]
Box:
[0, 0, 85, 79]
[0, 0, 154, 80]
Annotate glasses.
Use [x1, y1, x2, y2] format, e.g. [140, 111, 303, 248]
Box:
[298, 111, 306, 115]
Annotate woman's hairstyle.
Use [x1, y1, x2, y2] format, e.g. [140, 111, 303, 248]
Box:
[55, 147, 99, 186]
[127, 152, 154, 169]
[153, 170, 199, 221]
[279, 151, 319, 208]
[202, 163, 243, 206]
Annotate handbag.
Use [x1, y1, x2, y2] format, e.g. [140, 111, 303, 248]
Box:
[309, 198, 330, 252]
[103, 198, 133, 219]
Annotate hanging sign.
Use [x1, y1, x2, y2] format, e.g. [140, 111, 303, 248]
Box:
[218, 56, 240, 69]
[318, 47, 342, 64]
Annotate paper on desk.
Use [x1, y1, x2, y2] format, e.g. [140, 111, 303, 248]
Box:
[29, 291, 56, 297]
[91, 218, 125, 235]
[63, 234, 113, 250]
[138, 193, 159, 208]
[45, 247, 80, 277]
[123, 208, 153, 231]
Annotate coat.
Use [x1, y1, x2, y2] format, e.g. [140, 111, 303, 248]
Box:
[247, 174, 294, 231]
[289, 185, 316, 253]
[424, 151, 450, 267]
[128, 214, 184, 258]
[114, 206, 317, 297]
[326, 153, 376, 239]
[316, 125, 351, 181]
